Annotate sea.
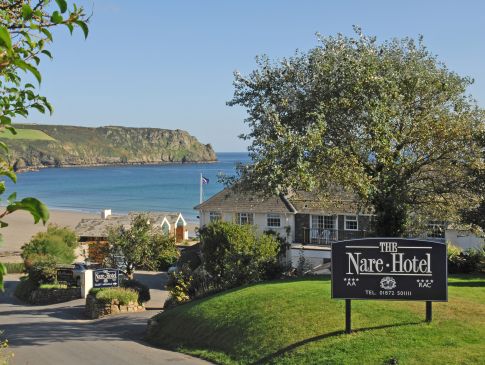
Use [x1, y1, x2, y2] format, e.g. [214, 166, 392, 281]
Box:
[7, 152, 250, 222]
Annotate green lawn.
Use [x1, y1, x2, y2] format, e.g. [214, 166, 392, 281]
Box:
[0, 128, 55, 141]
[147, 275, 485, 365]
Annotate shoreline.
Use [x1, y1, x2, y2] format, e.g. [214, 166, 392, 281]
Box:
[0, 208, 199, 263]
[15, 159, 218, 173]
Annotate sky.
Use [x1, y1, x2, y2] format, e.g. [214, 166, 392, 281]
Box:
[16, 0, 485, 152]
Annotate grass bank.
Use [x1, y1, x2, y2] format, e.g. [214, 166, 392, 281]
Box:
[0, 128, 54, 140]
[147, 275, 484, 365]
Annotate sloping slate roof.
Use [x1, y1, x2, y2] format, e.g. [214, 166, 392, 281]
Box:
[76, 212, 184, 238]
[194, 188, 296, 214]
[289, 190, 372, 215]
[195, 188, 373, 215]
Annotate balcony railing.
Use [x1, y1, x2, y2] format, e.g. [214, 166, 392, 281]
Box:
[301, 228, 372, 245]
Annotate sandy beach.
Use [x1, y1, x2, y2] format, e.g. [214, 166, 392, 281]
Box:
[0, 209, 198, 263]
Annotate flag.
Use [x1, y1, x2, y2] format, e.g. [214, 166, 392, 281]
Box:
[201, 176, 209, 184]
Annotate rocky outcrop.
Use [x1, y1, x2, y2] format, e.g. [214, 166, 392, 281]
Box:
[3, 124, 217, 171]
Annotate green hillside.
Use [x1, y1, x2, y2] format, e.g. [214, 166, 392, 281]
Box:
[147, 276, 485, 365]
[0, 128, 55, 141]
[1, 124, 216, 170]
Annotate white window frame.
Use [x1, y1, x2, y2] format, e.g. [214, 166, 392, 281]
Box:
[209, 211, 222, 223]
[427, 220, 446, 239]
[266, 213, 281, 228]
[344, 215, 358, 231]
[311, 215, 336, 230]
[236, 212, 254, 225]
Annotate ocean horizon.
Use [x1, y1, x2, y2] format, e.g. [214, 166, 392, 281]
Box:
[7, 152, 250, 222]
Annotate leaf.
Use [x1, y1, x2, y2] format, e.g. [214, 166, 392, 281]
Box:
[5, 126, 17, 135]
[32, 103, 46, 113]
[0, 26, 12, 50]
[0, 221, 8, 228]
[23, 63, 42, 83]
[0, 169, 17, 183]
[50, 11, 63, 24]
[65, 23, 74, 35]
[55, 0, 68, 13]
[41, 28, 53, 42]
[0, 263, 6, 291]
[41, 50, 53, 59]
[7, 192, 15, 204]
[7, 197, 50, 225]
[0, 141, 8, 153]
[75, 20, 89, 39]
[22, 4, 33, 20]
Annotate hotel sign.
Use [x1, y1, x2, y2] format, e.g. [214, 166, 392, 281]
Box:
[332, 238, 447, 301]
[93, 269, 119, 288]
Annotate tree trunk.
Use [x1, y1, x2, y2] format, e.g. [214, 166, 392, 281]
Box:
[372, 193, 408, 237]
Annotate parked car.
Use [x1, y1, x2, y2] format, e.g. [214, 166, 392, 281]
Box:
[72, 262, 101, 286]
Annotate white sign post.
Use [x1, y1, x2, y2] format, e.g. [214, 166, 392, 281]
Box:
[81, 269, 93, 298]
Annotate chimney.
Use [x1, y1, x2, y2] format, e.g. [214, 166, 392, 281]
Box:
[101, 209, 112, 219]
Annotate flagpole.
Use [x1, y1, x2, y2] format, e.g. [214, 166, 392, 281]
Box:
[200, 173, 203, 204]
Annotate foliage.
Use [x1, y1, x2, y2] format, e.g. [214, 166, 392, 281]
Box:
[2, 262, 24, 273]
[462, 132, 485, 230]
[90, 287, 138, 305]
[147, 275, 485, 365]
[0, 0, 89, 290]
[448, 244, 485, 274]
[166, 267, 192, 306]
[152, 232, 179, 271]
[0, 331, 12, 365]
[177, 246, 202, 271]
[13, 276, 36, 301]
[199, 221, 279, 288]
[39, 282, 67, 289]
[24, 255, 57, 285]
[21, 224, 77, 265]
[227, 27, 484, 236]
[106, 214, 180, 278]
[120, 279, 150, 304]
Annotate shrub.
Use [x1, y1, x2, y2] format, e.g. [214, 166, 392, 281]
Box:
[165, 267, 193, 307]
[90, 287, 138, 305]
[121, 279, 150, 303]
[22, 225, 77, 265]
[448, 243, 485, 274]
[25, 255, 57, 286]
[14, 278, 37, 302]
[177, 246, 202, 271]
[3, 262, 25, 274]
[153, 233, 180, 271]
[199, 221, 279, 288]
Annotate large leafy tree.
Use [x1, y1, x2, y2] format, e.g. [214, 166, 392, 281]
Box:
[228, 28, 484, 236]
[0, 0, 89, 289]
[462, 132, 485, 231]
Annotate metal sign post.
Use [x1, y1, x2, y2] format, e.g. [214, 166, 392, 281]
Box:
[345, 299, 352, 333]
[331, 238, 447, 333]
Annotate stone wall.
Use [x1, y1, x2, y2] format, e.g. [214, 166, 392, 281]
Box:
[85, 294, 145, 319]
[29, 288, 81, 305]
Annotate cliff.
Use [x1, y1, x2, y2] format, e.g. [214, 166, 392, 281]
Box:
[1, 124, 217, 171]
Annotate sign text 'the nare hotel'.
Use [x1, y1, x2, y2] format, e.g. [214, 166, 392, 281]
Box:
[332, 238, 447, 301]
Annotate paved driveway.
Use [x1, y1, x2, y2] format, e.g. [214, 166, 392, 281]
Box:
[0, 273, 209, 365]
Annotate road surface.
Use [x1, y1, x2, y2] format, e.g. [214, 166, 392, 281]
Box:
[0, 273, 210, 365]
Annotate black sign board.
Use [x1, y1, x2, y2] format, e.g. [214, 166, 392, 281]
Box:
[56, 269, 75, 286]
[92, 268, 119, 288]
[332, 238, 447, 301]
